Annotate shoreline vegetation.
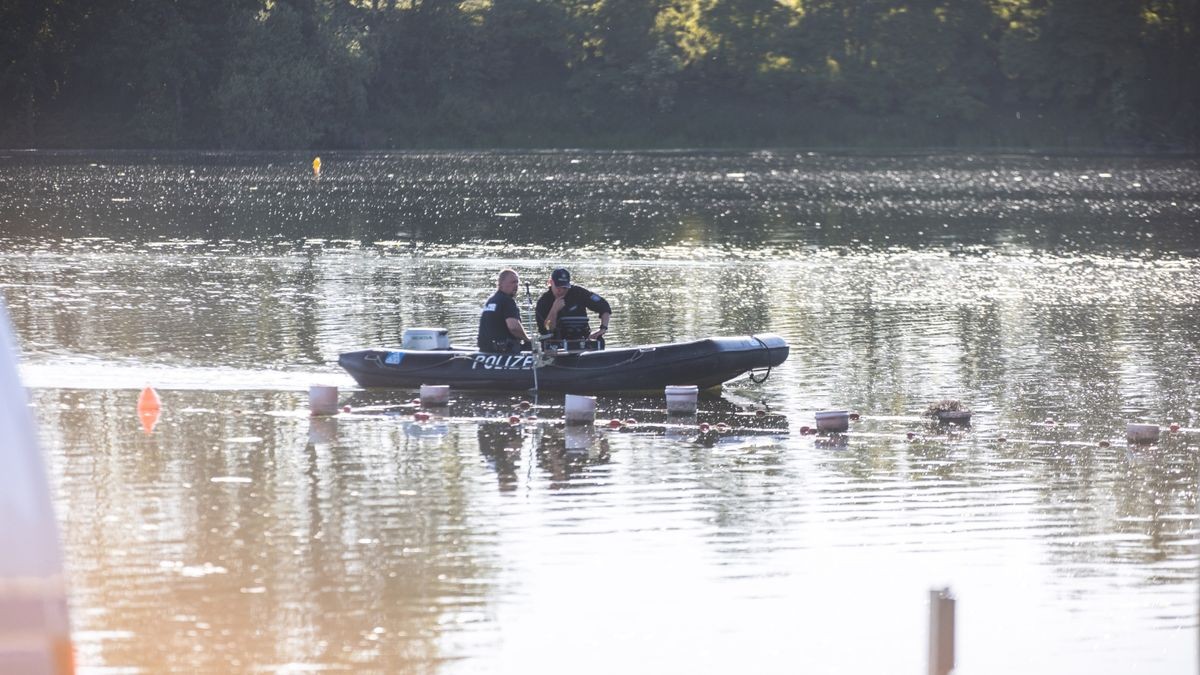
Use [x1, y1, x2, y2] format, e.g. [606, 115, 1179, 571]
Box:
[3, 1, 1197, 153]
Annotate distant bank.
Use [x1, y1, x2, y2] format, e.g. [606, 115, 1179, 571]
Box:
[6, 103, 1197, 156]
[3, 0, 1197, 154]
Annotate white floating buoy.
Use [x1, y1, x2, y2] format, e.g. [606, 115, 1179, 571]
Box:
[308, 384, 339, 416]
[419, 384, 450, 406]
[665, 385, 699, 414]
[564, 394, 596, 424]
[815, 410, 850, 433]
[1126, 423, 1160, 444]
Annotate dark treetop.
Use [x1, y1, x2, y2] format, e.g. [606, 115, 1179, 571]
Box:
[2, 0, 1197, 151]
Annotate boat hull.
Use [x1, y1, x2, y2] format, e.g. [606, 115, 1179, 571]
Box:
[338, 334, 789, 393]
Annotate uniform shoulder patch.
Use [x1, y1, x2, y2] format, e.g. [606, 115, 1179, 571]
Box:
[591, 294, 601, 302]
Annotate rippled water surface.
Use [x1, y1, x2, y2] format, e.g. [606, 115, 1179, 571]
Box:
[2, 150, 1199, 673]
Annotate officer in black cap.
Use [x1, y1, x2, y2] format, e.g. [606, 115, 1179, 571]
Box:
[535, 268, 612, 341]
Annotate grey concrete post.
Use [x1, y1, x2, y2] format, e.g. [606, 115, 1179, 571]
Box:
[929, 587, 955, 675]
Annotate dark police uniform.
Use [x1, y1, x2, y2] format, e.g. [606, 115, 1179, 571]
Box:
[535, 285, 612, 338]
[477, 290, 525, 352]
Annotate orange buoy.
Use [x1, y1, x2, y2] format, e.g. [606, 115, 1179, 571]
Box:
[139, 409, 159, 434]
[1169, 423, 1180, 432]
[699, 423, 710, 432]
[137, 385, 161, 412]
[608, 419, 622, 429]
[414, 411, 430, 422]
[137, 386, 161, 434]
[508, 415, 521, 425]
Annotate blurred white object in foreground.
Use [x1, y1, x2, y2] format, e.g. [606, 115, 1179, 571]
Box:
[0, 295, 73, 674]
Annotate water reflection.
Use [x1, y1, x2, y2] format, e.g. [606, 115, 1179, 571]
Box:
[1, 151, 1196, 257]
[6, 152, 1200, 673]
[306, 416, 337, 446]
[533, 424, 612, 489]
[477, 421, 523, 491]
[34, 388, 518, 672]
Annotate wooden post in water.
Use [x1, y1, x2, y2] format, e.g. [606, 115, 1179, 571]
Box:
[928, 587, 955, 675]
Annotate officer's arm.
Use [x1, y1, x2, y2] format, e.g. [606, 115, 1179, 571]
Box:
[588, 294, 612, 335]
[506, 317, 530, 342]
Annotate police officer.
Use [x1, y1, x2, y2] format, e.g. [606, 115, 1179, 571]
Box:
[477, 269, 532, 352]
[535, 268, 612, 340]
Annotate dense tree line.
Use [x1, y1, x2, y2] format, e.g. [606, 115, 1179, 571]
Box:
[2, 0, 1197, 150]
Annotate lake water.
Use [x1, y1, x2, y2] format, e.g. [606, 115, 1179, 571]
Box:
[1, 150, 1198, 673]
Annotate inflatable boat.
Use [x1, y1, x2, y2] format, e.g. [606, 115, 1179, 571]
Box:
[338, 331, 789, 394]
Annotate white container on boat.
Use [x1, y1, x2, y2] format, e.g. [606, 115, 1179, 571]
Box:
[665, 385, 699, 414]
[419, 384, 450, 406]
[308, 384, 339, 416]
[1126, 423, 1160, 443]
[402, 327, 450, 351]
[814, 409, 850, 433]
[564, 394, 596, 424]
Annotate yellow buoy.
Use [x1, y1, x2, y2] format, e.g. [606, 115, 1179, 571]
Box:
[312, 156, 321, 177]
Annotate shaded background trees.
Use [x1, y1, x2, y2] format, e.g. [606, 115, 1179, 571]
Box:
[1, 0, 1196, 149]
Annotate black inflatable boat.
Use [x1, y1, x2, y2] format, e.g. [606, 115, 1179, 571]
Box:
[338, 334, 789, 393]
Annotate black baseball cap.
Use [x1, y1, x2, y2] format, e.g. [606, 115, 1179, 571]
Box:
[551, 268, 572, 287]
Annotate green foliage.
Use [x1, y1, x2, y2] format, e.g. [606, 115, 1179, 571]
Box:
[84, 0, 208, 145]
[216, 1, 369, 149]
[2, 0, 1197, 149]
[0, 0, 92, 144]
[1001, 0, 1151, 140]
